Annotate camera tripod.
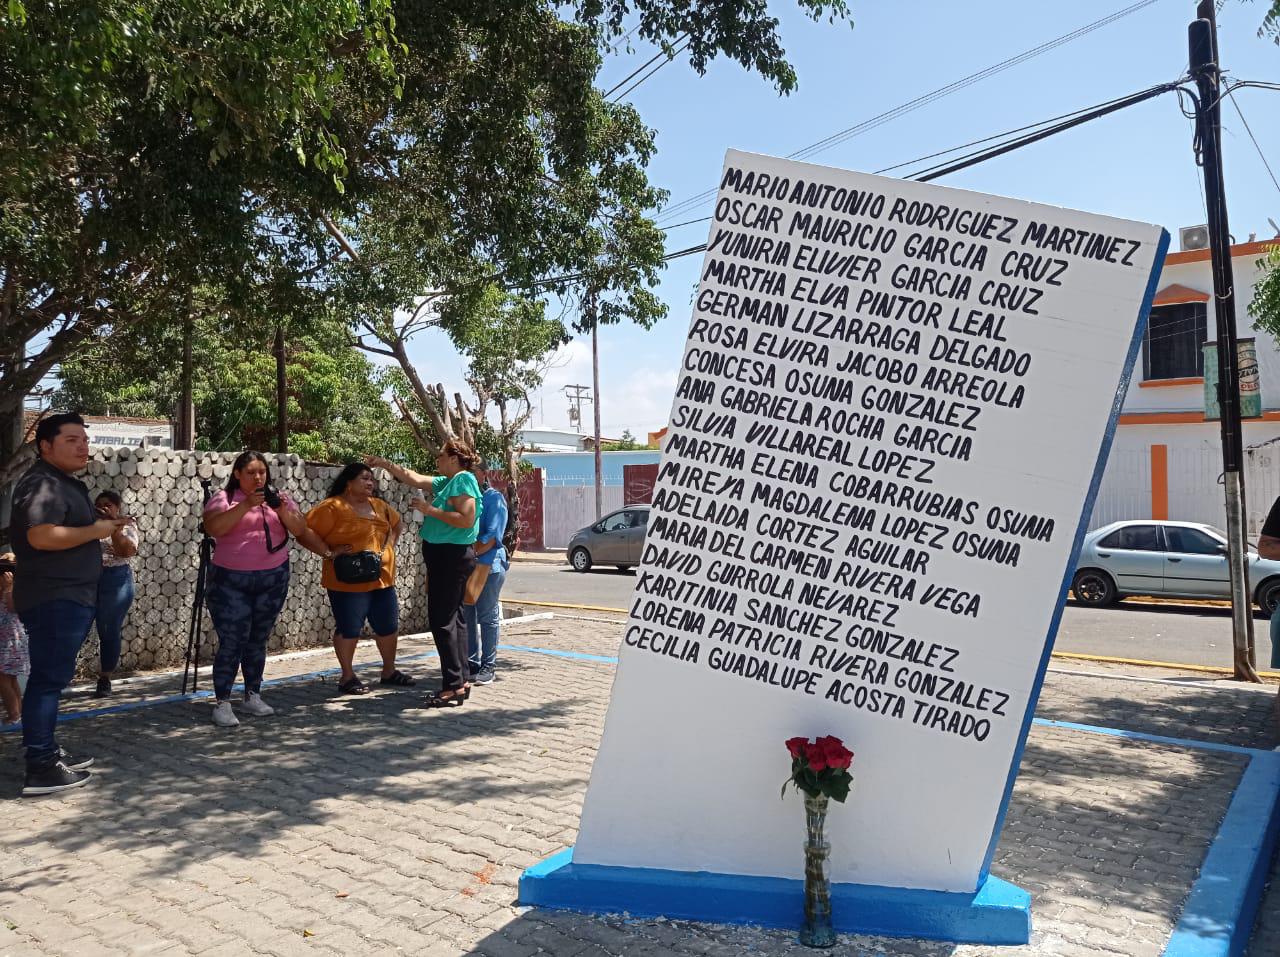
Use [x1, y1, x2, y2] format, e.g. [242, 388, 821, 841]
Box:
[181, 479, 216, 694]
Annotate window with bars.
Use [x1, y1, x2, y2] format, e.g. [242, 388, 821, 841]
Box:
[1142, 303, 1207, 380]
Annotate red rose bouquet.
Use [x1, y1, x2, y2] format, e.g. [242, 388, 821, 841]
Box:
[783, 735, 854, 802]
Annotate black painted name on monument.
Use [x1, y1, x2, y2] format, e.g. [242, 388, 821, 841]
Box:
[626, 161, 1155, 747]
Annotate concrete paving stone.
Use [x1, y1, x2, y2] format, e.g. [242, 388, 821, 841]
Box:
[191, 939, 258, 957]
[0, 615, 1275, 956]
[51, 937, 128, 957]
[470, 932, 542, 957]
[507, 921, 594, 956]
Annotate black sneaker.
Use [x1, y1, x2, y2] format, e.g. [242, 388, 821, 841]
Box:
[57, 748, 94, 771]
[474, 667, 496, 685]
[22, 762, 91, 797]
[94, 676, 112, 698]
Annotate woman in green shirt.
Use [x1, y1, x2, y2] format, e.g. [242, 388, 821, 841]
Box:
[365, 441, 481, 708]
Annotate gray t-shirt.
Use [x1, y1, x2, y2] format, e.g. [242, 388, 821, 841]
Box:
[11, 459, 102, 613]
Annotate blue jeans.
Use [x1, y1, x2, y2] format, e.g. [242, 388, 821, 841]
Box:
[19, 600, 97, 771]
[327, 586, 399, 639]
[465, 565, 507, 673]
[1271, 605, 1280, 670]
[206, 563, 290, 700]
[95, 565, 135, 673]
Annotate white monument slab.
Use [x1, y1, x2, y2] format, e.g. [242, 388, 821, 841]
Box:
[522, 149, 1169, 943]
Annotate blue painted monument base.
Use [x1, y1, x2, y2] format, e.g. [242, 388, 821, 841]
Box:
[519, 847, 1031, 945]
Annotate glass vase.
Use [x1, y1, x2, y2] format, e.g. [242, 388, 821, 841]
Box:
[799, 791, 836, 948]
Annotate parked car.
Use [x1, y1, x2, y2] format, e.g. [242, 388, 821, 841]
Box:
[568, 505, 651, 573]
[1072, 520, 1280, 613]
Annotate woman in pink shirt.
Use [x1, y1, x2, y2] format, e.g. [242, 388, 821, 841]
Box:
[202, 452, 328, 728]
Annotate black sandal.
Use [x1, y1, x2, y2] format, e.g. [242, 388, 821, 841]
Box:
[338, 676, 369, 695]
[379, 670, 417, 687]
[424, 689, 466, 708]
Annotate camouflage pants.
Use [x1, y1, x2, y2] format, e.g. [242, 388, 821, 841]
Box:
[206, 563, 290, 700]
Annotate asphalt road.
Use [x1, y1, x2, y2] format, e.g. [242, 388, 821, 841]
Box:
[505, 561, 1277, 672]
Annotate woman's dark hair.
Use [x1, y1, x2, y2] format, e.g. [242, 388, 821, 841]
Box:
[225, 451, 271, 493]
[440, 439, 477, 471]
[328, 463, 374, 499]
[95, 490, 123, 508]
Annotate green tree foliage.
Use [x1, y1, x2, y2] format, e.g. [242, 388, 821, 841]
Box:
[55, 310, 417, 464]
[3, 0, 855, 487]
[1261, 1, 1280, 42]
[1249, 248, 1280, 343]
[602, 429, 648, 451]
[0, 0, 399, 419]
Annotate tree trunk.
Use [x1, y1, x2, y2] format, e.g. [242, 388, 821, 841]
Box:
[274, 323, 288, 453]
[498, 399, 522, 555]
[387, 336, 452, 447]
[0, 334, 27, 536]
[175, 304, 195, 450]
[0, 402, 25, 538]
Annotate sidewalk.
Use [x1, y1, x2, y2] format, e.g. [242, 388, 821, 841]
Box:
[511, 548, 565, 565]
[1, 613, 1277, 956]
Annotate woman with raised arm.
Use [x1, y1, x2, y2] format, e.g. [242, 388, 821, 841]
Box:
[202, 451, 329, 728]
[366, 441, 481, 709]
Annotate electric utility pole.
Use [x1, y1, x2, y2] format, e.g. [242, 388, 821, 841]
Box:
[1190, 0, 1260, 681]
[588, 292, 604, 521]
[564, 384, 592, 431]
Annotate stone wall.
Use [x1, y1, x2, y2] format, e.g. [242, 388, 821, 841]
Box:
[77, 448, 430, 675]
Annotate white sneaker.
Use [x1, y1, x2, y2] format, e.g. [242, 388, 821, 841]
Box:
[212, 700, 239, 728]
[240, 692, 275, 717]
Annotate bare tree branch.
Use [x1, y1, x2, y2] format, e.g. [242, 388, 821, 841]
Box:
[393, 394, 438, 455]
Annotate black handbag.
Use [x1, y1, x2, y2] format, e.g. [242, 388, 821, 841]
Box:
[332, 502, 390, 585]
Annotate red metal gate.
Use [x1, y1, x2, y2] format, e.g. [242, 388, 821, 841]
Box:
[480, 467, 544, 553]
[623, 463, 660, 506]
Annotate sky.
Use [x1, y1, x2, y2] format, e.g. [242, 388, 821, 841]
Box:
[401, 0, 1280, 442]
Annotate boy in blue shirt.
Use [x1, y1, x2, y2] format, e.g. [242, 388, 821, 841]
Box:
[464, 481, 509, 684]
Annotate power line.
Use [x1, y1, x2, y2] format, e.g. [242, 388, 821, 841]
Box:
[612, 36, 689, 101]
[907, 81, 1180, 182]
[604, 35, 688, 100]
[1226, 88, 1280, 200]
[653, 0, 1165, 225]
[537, 80, 1184, 284]
[657, 82, 1187, 234]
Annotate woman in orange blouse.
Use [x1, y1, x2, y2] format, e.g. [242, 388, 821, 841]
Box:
[306, 463, 413, 694]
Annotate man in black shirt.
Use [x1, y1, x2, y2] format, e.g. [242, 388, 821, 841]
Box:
[1256, 498, 1280, 671]
[12, 413, 131, 796]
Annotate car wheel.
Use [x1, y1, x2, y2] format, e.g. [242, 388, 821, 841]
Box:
[1256, 578, 1280, 616]
[1072, 569, 1117, 607]
[570, 547, 593, 573]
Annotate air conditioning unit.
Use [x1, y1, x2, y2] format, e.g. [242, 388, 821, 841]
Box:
[1180, 224, 1210, 251]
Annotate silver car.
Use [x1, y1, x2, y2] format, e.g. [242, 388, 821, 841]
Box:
[568, 505, 650, 573]
[1072, 520, 1280, 613]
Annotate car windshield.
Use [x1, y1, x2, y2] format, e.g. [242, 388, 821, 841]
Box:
[1200, 525, 1260, 553]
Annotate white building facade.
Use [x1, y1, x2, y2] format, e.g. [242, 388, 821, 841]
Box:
[1090, 239, 1280, 534]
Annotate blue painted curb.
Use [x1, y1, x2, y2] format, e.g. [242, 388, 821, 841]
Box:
[1162, 751, 1280, 957]
[8, 634, 1278, 953]
[519, 847, 1031, 945]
